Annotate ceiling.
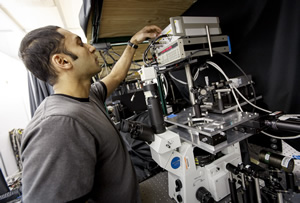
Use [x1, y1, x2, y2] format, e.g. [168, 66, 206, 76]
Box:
[0, 0, 196, 66]
[0, 0, 86, 59]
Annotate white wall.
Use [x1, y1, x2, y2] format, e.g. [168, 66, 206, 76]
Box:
[0, 52, 30, 177]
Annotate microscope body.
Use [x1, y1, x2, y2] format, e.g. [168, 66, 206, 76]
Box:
[138, 65, 256, 202]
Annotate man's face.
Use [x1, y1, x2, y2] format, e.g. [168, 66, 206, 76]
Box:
[57, 28, 101, 79]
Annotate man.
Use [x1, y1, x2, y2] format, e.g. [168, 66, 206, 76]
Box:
[19, 25, 161, 202]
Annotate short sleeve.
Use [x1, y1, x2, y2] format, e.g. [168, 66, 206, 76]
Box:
[21, 116, 97, 203]
[90, 81, 107, 102]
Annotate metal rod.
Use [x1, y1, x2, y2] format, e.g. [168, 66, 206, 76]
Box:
[185, 63, 201, 117]
[277, 192, 284, 203]
[248, 178, 256, 203]
[205, 25, 213, 57]
[241, 174, 248, 203]
[228, 173, 239, 203]
[185, 63, 196, 105]
[0, 4, 26, 33]
[53, 0, 67, 28]
[254, 177, 262, 203]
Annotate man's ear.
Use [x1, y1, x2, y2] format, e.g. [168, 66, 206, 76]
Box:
[51, 54, 72, 70]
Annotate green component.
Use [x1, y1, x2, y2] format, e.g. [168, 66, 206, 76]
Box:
[157, 75, 167, 115]
[104, 102, 109, 115]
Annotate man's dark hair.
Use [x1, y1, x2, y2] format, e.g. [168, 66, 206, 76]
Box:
[19, 25, 78, 85]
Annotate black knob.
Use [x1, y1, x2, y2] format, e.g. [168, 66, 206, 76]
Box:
[196, 187, 214, 203]
[226, 163, 239, 175]
[175, 179, 182, 192]
[177, 194, 183, 202]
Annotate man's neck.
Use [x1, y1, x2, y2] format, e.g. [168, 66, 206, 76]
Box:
[53, 79, 91, 98]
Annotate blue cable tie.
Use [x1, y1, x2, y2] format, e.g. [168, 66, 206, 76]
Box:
[292, 155, 300, 160]
[167, 113, 177, 118]
[227, 36, 232, 54]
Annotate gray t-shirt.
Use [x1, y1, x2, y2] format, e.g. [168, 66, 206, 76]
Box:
[21, 82, 140, 203]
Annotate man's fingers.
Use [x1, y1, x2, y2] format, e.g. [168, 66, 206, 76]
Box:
[131, 25, 162, 44]
[143, 25, 162, 35]
[143, 32, 158, 39]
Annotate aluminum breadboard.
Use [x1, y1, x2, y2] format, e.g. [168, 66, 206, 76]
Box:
[140, 171, 176, 203]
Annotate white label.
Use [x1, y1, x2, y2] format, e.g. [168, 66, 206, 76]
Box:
[264, 154, 270, 161]
[281, 157, 292, 168]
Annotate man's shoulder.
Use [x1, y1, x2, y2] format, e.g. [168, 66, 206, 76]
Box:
[40, 95, 86, 117]
[25, 96, 85, 130]
[23, 96, 93, 144]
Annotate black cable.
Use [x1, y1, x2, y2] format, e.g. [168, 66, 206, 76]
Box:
[104, 52, 117, 68]
[143, 34, 171, 67]
[102, 49, 139, 75]
[98, 50, 109, 66]
[106, 51, 117, 63]
[110, 48, 142, 67]
[110, 48, 121, 57]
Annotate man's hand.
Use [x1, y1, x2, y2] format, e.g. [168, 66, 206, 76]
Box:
[130, 25, 162, 45]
